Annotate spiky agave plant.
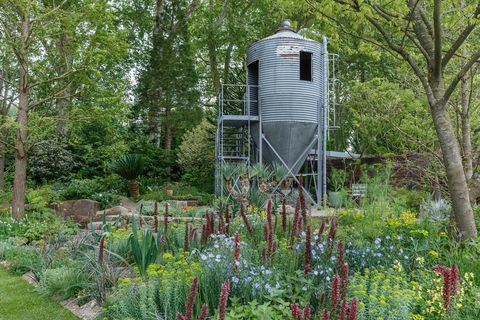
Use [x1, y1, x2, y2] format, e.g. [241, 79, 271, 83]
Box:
[111, 154, 144, 197]
[250, 163, 272, 193]
[271, 162, 289, 187]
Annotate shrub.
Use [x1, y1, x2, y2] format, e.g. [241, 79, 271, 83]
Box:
[350, 266, 415, 320]
[55, 174, 125, 201]
[177, 119, 215, 192]
[0, 209, 78, 243]
[28, 141, 78, 183]
[419, 198, 451, 222]
[3, 245, 43, 276]
[37, 265, 87, 300]
[226, 298, 291, 319]
[26, 185, 59, 210]
[90, 192, 121, 209]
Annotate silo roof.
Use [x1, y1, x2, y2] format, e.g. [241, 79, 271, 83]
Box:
[252, 20, 318, 44]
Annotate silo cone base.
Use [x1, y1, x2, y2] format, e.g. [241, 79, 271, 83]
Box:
[261, 122, 319, 174]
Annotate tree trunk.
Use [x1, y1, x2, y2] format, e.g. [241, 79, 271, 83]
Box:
[163, 106, 172, 151]
[129, 179, 139, 197]
[460, 75, 473, 180]
[0, 127, 7, 190]
[12, 15, 30, 220]
[431, 100, 477, 238]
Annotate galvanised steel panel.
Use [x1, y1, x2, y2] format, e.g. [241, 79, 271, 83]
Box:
[247, 23, 327, 173]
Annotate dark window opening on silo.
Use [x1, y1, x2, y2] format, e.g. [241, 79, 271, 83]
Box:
[300, 51, 312, 81]
[247, 60, 259, 115]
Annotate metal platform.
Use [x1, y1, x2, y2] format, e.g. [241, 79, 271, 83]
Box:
[218, 115, 259, 127]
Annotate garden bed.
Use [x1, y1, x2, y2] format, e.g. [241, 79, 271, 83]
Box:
[0, 192, 479, 320]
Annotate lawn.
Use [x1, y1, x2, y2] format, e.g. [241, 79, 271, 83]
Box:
[0, 267, 78, 320]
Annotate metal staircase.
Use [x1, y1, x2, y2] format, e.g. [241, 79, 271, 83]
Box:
[215, 84, 259, 195]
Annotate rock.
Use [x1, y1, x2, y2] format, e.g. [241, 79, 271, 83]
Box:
[55, 199, 101, 225]
[88, 221, 104, 230]
[1, 260, 11, 269]
[21, 271, 37, 285]
[166, 200, 188, 209]
[96, 205, 130, 217]
[61, 299, 101, 320]
[186, 200, 199, 207]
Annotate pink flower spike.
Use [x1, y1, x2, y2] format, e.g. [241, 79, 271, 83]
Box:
[303, 305, 311, 320]
[197, 304, 208, 320]
[339, 299, 348, 320]
[330, 274, 341, 309]
[322, 309, 330, 320]
[304, 225, 312, 274]
[218, 280, 230, 320]
[349, 298, 358, 320]
[233, 232, 240, 273]
[185, 277, 199, 320]
[290, 303, 302, 320]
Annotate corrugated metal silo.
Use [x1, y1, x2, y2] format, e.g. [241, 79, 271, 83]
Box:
[247, 21, 327, 174]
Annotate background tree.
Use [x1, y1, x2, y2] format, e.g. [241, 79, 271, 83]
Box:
[0, 0, 128, 218]
[320, 0, 479, 238]
[134, 0, 201, 151]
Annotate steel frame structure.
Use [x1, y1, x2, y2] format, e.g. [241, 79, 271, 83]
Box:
[215, 38, 336, 207]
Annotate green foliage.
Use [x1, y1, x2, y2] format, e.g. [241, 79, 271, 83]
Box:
[111, 154, 145, 181]
[28, 141, 78, 184]
[350, 267, 415, 320]
[3, 245, 43, 276]
[55, 174, 126, 201]
[26, 185, 59, 210]
[390, 188, 429, 212]
[226, 297, 291, 319]
[90, 192, 121, 210]
[129, 141, 180, 183]
[143, 183, 214, 205]
[329, 168, 347, 192]
[177, 119, 215, 192]
[341, 78, 435, 155]
[129, 218, 159, 276]
[0, 209, 78, 243]
[37, 265, 87, 300]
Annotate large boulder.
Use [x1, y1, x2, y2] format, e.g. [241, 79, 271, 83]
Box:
[55, 199, 101, 224]
[96, 205, 130, 217]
